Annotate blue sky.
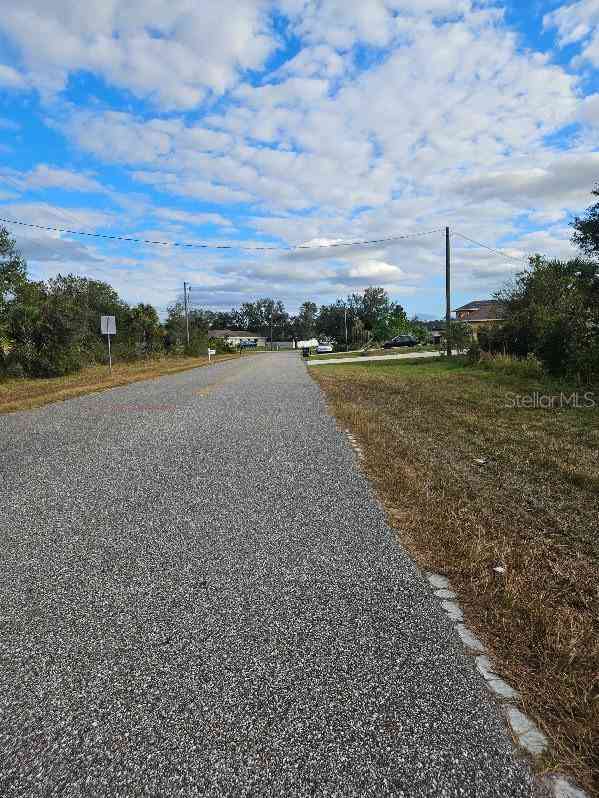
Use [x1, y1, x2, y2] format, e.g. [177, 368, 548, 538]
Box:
[0, 0, 598, 318]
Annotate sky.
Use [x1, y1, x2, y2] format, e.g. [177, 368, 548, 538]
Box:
[0, 0, 598, 319]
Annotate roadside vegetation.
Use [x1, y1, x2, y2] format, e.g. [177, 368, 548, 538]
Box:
[0, 225, 437, 383]
[0, 353, 241, 414]
[313, 355, 599, 794]
[309, 345, 439, 359]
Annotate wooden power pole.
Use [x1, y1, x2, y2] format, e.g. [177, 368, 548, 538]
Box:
[445, 227, 451, 358]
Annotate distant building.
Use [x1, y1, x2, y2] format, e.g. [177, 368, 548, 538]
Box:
[209, 329, 267, 348]
[453, 300, 506, 339]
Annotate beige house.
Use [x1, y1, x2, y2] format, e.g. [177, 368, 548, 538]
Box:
[454, 300, 506, 339]
[209, 329, 267, 347]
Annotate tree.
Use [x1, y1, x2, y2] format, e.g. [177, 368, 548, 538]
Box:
[6, 277, 85, 377]
[488, 255, 599, 379]
[126, 303, 164, 356]
[571, 186, 599, 260]
[348, 286, 410, 342]
[164, 302, 209, 355]
[0, 227, 27, 342]
[348, 286, 391, 332]
[316, 301, 346, 343]
[292, 301, 318, 340]
[238, 298, 289, 341]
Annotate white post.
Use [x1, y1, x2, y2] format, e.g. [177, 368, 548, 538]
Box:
[107, 333, 112, 372]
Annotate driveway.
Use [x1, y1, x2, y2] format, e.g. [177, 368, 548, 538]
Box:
[0, 353, 533, 796]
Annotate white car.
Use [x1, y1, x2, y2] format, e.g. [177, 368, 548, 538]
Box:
[316, 342, 334, 354]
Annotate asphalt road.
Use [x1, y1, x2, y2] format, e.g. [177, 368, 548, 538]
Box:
[0, 353, 535, 797]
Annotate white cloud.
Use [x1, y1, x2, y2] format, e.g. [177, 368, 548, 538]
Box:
[456, 154, 599, 207]
[68, 112, 179, 164]
[0, 202, 114, 231]
[64, 8, 579, 224]
[0, 0, 276, 109]
[545, 0, 599, 66]
[25, 165, 105, 193]
[17, 234, 102, 264]
[0, 63, 28, 90]
[153, 208, 234, 229]
[3, 2, 598, 313]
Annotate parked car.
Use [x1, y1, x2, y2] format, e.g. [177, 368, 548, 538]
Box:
[382, 335, 419, 349]
[316, 342, 334, 354]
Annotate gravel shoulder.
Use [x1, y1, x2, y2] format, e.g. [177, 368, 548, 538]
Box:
[0, 353, 534, 796]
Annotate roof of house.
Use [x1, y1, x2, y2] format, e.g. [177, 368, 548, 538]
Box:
[453, 299, 506, 322]
[209, 329, 264, 338]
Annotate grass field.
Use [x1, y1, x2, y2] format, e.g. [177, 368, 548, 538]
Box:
[312, 356, 599, 794]
[309, 346, 438, 360]
[0, 353, 241, 414]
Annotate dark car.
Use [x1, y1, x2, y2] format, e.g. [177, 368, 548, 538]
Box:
[383, 335, 419, 349]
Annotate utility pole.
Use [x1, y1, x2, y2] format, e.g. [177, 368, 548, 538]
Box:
[183, 281, 190, 347]
[344, 304, 348, 351]
[445, 226, 451, 358]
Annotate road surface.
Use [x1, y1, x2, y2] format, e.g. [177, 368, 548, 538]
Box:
[0, 353, 534, 796]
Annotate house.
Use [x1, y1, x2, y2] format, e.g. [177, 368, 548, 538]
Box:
[208, 329, 268, 348]
[453, 300, 506, 339]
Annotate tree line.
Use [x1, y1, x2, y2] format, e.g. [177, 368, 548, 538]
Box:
[2, 183, 598, 381]
[477, 186, 599, 382]
[0, 228, 427, 378]
[188, 287, 427, 346]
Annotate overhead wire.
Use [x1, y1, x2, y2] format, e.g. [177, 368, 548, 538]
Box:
[0, 216, 444, 251]
[451, 231, 528, 263]
[0, 215, 532, 273]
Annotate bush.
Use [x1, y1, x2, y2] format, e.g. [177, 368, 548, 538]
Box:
[3, 359, 25, 379]
[185, 334, 208, 358]
[28, 346, 85, 378]
[476, 352, 545, 379]
[466, 339, 481, 364]
[208, 337, 232, 355]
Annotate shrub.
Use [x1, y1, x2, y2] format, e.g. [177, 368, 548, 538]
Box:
[466, 339, 481, 364]
[476, 352, 545, 379]
[3, 359, 25, 379]
[208, 337, 232, 355]
[185, 333, 208, 357]
[28, 346, 85, 378]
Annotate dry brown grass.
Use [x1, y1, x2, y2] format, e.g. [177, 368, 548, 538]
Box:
[0, 353, 240, 414]
[313, 357, 599, 795]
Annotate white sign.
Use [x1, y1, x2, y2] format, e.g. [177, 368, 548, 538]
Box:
[100, 315, 116, 371]
[100, 315, 117, 335]
[208, 349, 216, 356]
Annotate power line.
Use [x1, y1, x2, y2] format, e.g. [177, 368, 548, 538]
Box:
[0, 213, 533, 268]
[0, 216, 443, 252]
[451, 231, 527, 263]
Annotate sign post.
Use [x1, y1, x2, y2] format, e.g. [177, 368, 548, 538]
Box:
[207, 347, 216, 363]
[100, 315, 117, 372]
